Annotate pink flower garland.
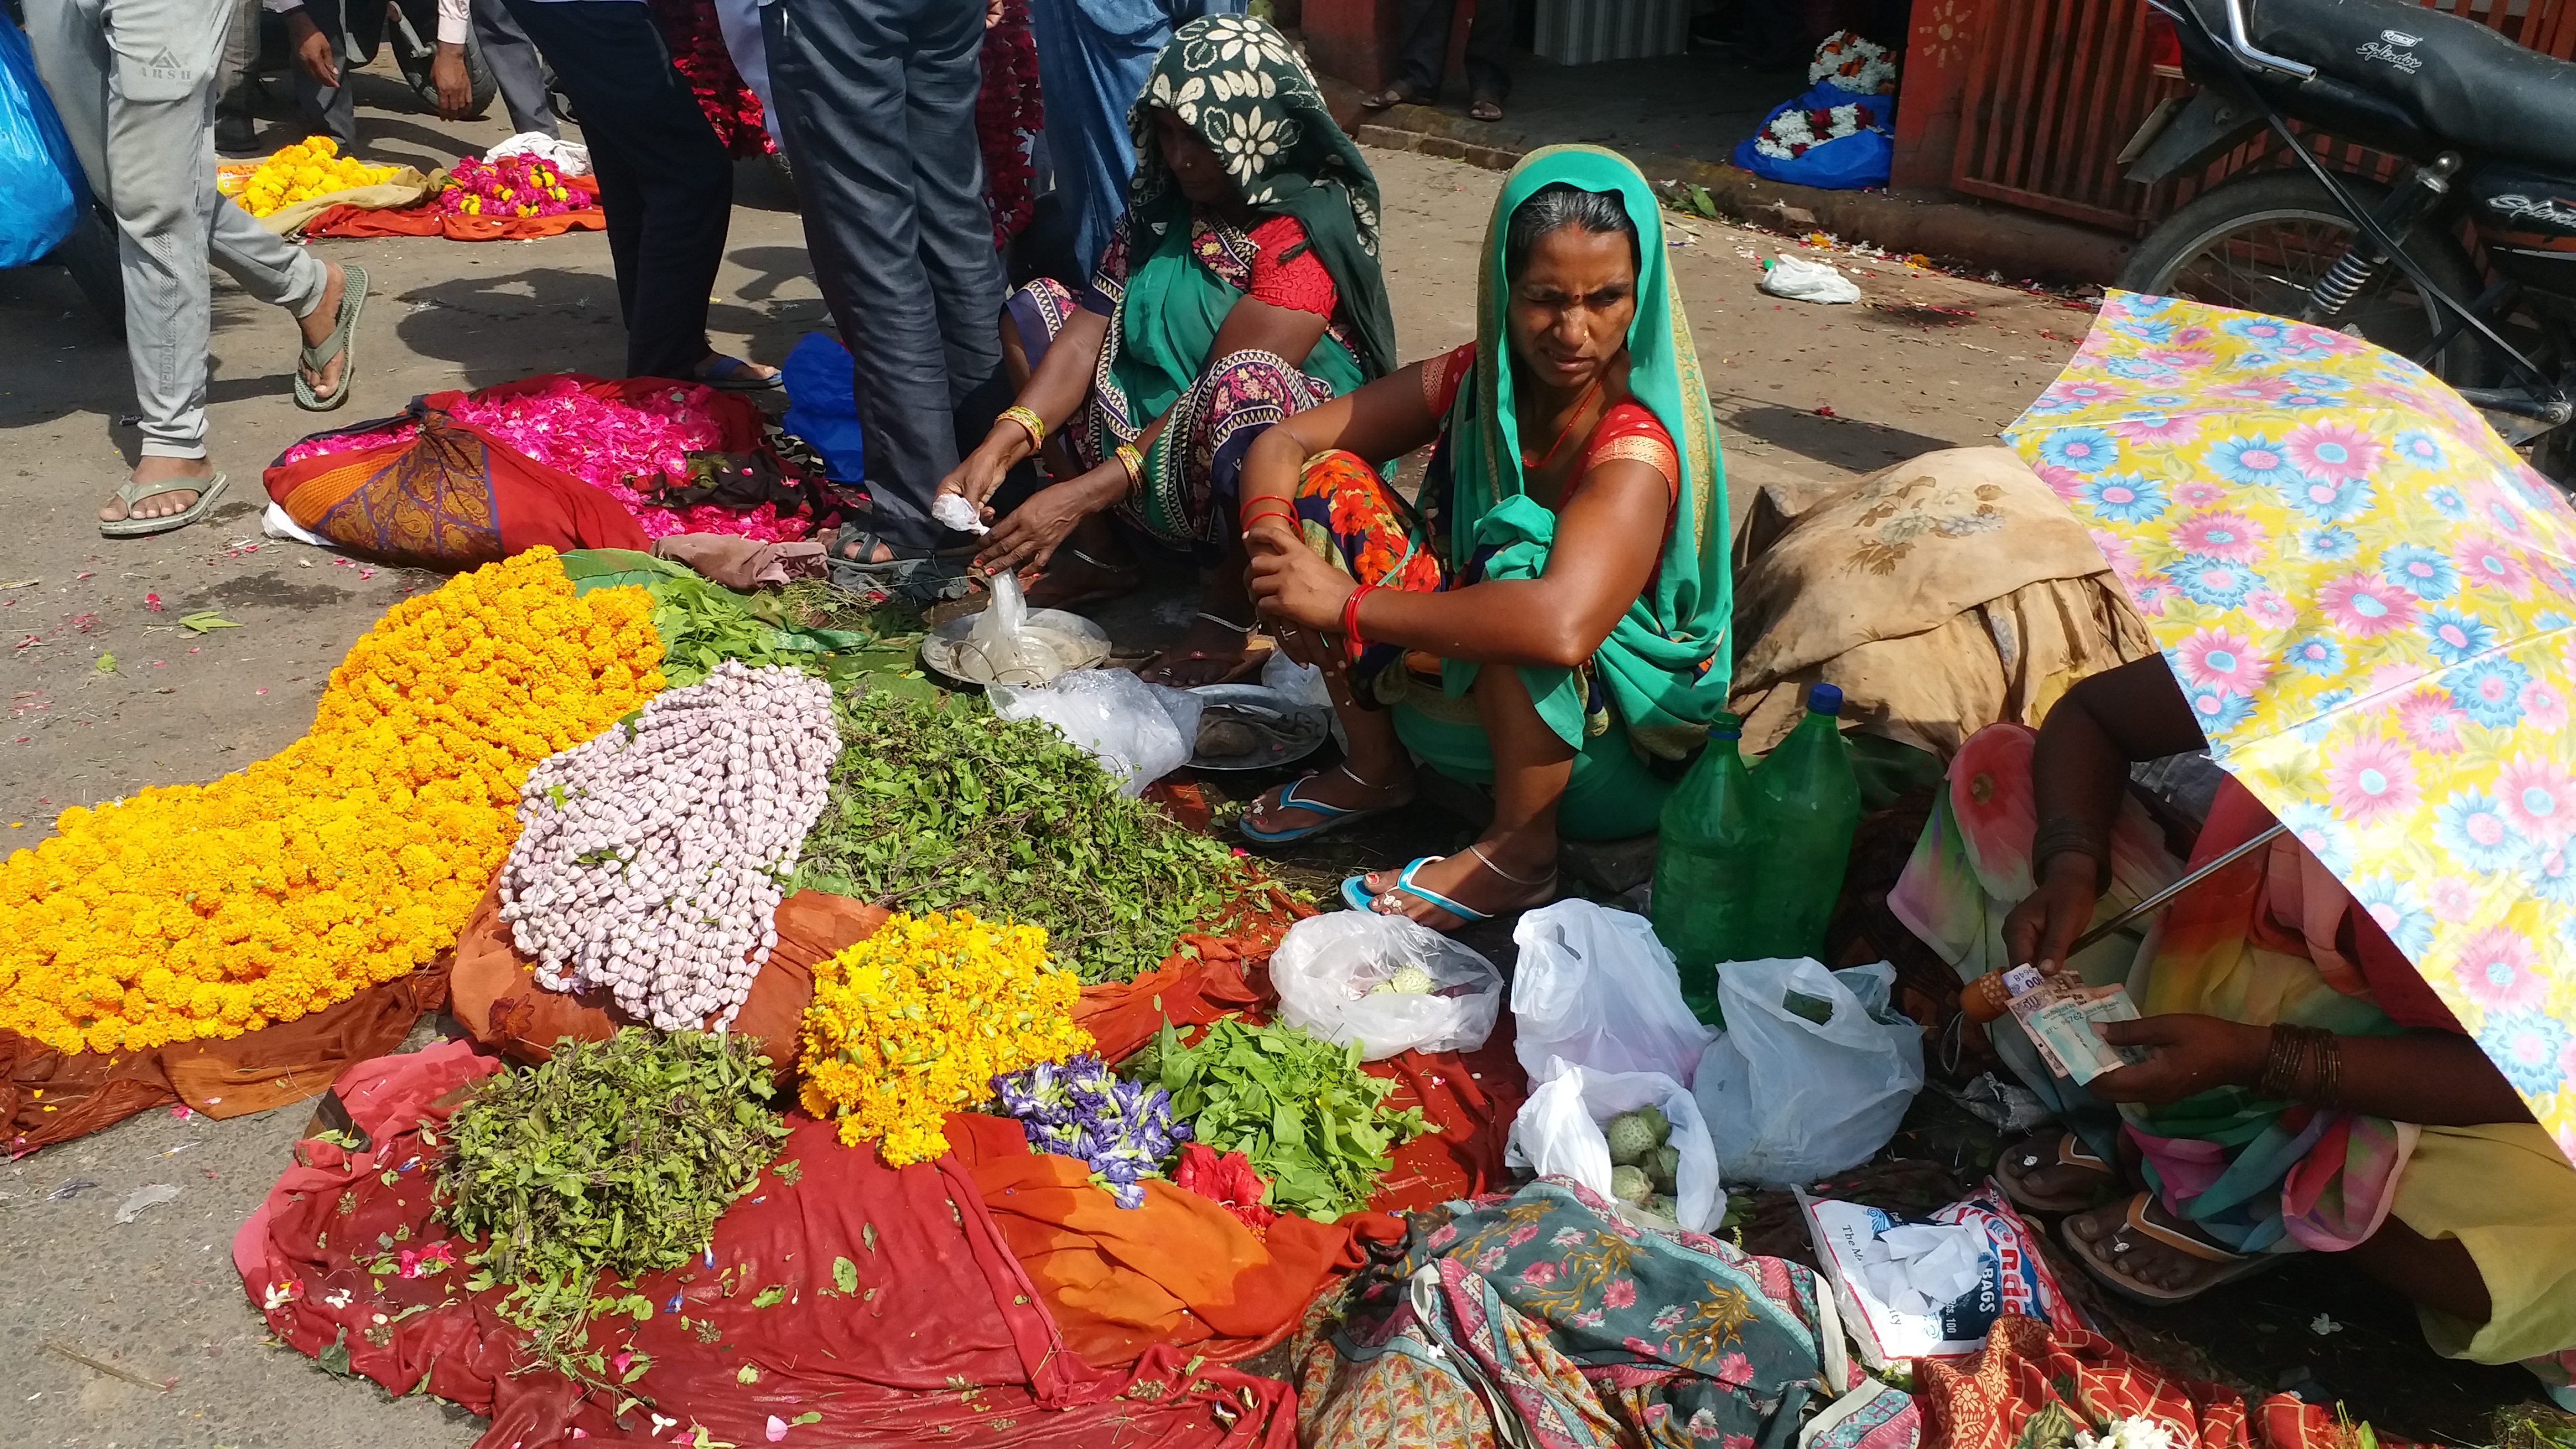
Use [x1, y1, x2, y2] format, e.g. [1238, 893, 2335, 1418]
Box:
[438, 154, 594, 221]
[280, 378, 813, 543]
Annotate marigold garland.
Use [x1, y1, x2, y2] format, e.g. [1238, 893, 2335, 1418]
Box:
[797, 911, 1092, 1167]
[0, 550, 664, 1056]
[224, 136, 400, 218]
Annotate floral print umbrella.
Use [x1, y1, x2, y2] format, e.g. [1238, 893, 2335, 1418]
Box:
[2004, 291, 2576, 1159]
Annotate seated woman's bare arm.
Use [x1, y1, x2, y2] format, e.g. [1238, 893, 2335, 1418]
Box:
[2094, 1014, 2535, 1126]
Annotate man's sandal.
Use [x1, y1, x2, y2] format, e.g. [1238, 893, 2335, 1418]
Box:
[1341, 844, 1556, 924]
[293, 264, 368, 412]
[2062, 1191, 2280, 1305]
[101, 472, 229, 539]
[1997, 1131, 2120, 1214]
[1240, 763, 1403, 846]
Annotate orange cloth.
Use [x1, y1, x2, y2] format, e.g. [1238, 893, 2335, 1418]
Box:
[950, 1112, 1396, 1368]
[301, 176, 608, 241]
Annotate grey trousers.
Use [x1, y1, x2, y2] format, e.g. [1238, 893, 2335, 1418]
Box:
[765, 0, 1004, 552]
[296, 0, 558, 145]
[25, 0, 330, 460]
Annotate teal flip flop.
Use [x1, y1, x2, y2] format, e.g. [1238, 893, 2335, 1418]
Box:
[100, 471, 228, 538]
[1340, 845, 1557, 924]
[293, 263, 368, 412]
[1239, 764, 1395, 847]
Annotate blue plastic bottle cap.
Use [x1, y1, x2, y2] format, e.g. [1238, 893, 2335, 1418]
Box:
[1807, 682, 1844, 716]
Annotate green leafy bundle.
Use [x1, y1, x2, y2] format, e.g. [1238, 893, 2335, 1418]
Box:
[795, 688, 1256, 984]
[556, 548, 930, 693]
[434, 1028, 789, 1382]
[1143, 1016, 1429, 1220]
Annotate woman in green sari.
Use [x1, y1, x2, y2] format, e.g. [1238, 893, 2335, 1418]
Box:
[1236, 146, 1731, 928]
[934, 14, 1397, 685]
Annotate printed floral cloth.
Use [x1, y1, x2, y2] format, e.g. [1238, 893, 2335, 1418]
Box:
[2004, 292, 2576, 1161]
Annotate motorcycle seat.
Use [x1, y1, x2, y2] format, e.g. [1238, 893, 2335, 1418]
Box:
[2242, 0, 2576, 172]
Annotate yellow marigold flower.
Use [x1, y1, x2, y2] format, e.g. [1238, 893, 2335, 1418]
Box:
[0, 550, 661, 1053]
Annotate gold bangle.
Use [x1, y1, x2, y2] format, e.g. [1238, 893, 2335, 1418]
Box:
[1000, 404, 1045, 451]
[1115, 442, 1144, 490]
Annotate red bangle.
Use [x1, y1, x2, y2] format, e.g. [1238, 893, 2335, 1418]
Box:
[1342, 583, 1379, 662]
[1240, 500, 1299, 534]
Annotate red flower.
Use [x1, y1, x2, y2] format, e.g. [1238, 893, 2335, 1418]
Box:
[1172, 1143, 1276, 1231]
[977, 0, 1042, 247]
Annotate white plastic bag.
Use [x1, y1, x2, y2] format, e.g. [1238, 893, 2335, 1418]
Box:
[1759, 253, 1862, 304]
[1510, 901, 1716, 1088]
[486, 131, 592, 177]
[1260, 646, 1347, 751]
[1271, 912, 1504, 1059]
[1693, 958, 1925, 1187]
[989, 668, 1197, 796]
[1504, 1058, 1723, 1232]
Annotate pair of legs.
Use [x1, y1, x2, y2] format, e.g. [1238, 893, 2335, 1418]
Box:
[766, 0, 1005, 558]
[1366, 0, 1517, 120]
[293, 0, 558, 145]
[507, 0, 757, 385]
[25, 0, 357, 527]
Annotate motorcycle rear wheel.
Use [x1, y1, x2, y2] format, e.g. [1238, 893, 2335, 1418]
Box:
[2118, 171, 2497, 388]
[392, 31, 499, 121]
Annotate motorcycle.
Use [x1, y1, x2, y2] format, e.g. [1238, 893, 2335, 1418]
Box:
[2114, 0, 2576, 471]
[295, 0, 501, 121]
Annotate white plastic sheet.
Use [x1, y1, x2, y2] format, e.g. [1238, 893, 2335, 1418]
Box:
[989, 668, 1201, 796]
[1759, 253, 1862, 304]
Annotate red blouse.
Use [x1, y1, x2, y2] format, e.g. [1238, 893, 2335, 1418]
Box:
[1418, 341, 1681, 504]
[1084, 212, 1340, 320]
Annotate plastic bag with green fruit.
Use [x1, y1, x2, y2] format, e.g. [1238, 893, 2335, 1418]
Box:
[1504, 1060, 1722, 1231]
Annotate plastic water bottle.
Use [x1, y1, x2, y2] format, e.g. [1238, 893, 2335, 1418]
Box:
[1650, 714, 1762, 1026]
[1748, 683, 1863, 961]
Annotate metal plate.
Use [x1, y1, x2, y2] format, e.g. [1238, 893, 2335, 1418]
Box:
[1186, 683, 1332, 771]
[920, 607, 1112, 686]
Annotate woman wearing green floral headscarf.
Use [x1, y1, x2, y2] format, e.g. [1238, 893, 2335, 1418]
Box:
[1233, 146, 1731, 930]
[936, 13, 1396, 686]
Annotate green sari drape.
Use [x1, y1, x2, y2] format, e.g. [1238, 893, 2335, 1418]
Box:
[1434, 145, 1734, 761]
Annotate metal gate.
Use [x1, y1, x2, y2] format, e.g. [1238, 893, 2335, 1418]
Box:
[1949, 0, 2576, 235]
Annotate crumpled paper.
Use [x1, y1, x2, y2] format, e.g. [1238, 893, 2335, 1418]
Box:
[1852, 1220, 1985, 1315]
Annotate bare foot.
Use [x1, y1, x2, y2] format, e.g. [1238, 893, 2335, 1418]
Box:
[1244, 760, 1415, 836]
[100, 456, 216, 524]
[1138, 612, 1253, 687]
[297, 263, 350, 403]
[1355, 839, 1556, 929]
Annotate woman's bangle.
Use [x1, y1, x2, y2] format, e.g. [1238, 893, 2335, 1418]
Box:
[1114, 442, 1144, 494]
[1000, 405, 1046, 451]
[2032, 815, 2113, 894]
[1240, 500, 1299, 534]
[2258, 1023, 2338, 1104]
[1342, 582, 1379, 662]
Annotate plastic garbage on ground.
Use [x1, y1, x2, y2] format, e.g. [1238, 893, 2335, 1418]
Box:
[1800, 1180, 2074, 1367]
[485, 130, 592, 177]
[932, 491, 988, 534]
[1504, 1058, 1722, 1233]
[1693, 958, 1923, 1187]
[1270, 912, 1505, 1060]
[780, 332, 866, 485]
[0, 17, 82, 268]
[1759, 252, 1864, 306]
[989, 664, 1201, 796]
[1510, 899, 1716, 1088]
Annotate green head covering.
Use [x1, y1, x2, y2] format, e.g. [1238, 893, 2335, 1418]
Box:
[1438, 145, 1732, 760]
[1124, 13, 1398, 381]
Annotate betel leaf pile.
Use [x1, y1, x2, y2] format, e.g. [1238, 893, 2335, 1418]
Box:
[795, 688, 1255, 984]
[434, 1028, 790, 1383]
[1139, 1016, 1429, 1221]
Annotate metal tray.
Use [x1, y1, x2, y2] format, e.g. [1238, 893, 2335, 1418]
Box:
[920, 607, 1112, 686]
[1186, 683, 1332, 771]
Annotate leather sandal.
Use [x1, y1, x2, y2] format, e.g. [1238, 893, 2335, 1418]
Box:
[2063, 1192, 2281, 1305]
[1997, 1130, 2119, 1214]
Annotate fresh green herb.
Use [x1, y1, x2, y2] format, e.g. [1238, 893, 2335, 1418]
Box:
[434, 1028, 790, 1384]
[177, 610, 239, 633]
[1146, 1016, 1428, 1220]
[795, 688, 1259, 983]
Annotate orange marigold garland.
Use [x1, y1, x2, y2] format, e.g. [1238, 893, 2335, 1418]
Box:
[0, 549, 664, 1055]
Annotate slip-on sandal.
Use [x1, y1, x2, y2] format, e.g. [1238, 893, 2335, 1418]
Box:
[100, 471, 229, 538]
[695, 354, 782, 392]
[1997, 1130, 2120, 1214]
[1340, 845, 1556, 925]
[1240, 763, 1400, 846]
[2062, 1191, 2281, 1306]
[293, 264, 368, 412]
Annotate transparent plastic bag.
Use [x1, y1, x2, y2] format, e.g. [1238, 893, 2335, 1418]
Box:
[988, 667, 1198, 796]
[1510, 900, 1716, 1088]
[1693, 958, 1924, 1187]
[1271, 912, 1504, 1060]
[1758, 253, 1863, 304]
[1504, 1059, 1723, 1232]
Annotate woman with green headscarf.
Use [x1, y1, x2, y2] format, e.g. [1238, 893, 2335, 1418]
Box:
[935, 13, 1398, 686]
[1236, 146, 1731, 929]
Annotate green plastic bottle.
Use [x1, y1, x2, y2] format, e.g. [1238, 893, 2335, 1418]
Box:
[1650, 713, 1762, 1025]
[1748, 683, 1863, 961]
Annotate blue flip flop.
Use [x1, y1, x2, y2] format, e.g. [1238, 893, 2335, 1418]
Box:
[1341, 845, 1558, 924]
[1238, 764, 1395, 847]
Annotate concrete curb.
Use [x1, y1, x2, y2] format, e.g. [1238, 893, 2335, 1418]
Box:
[1346, 102, 2136, 287]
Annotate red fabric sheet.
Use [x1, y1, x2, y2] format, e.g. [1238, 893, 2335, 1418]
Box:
[301, 175, 607, 241]
[235, 1040, 1293, 1448]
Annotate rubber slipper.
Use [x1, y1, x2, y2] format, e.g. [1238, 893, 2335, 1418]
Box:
[2062, 1192, 2281, 1305]
[1240, 765, 1399, 847]
[1997, 1130, 2119, 1214]
[293, 264, 368, 412]
[1361, 86, 1418, 110]
[100, 472, 229, 539]
[1469, 98, 1504, 122]
[695, 354, 782, 392]
[1343, 856, 1489, 920]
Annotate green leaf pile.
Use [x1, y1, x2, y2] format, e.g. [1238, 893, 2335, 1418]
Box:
[1143, 1017, 1429, 1220]
[556, 548, 930, 694]
[795, 688, 1257, 984]
[434, 1028, 790, 1381]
